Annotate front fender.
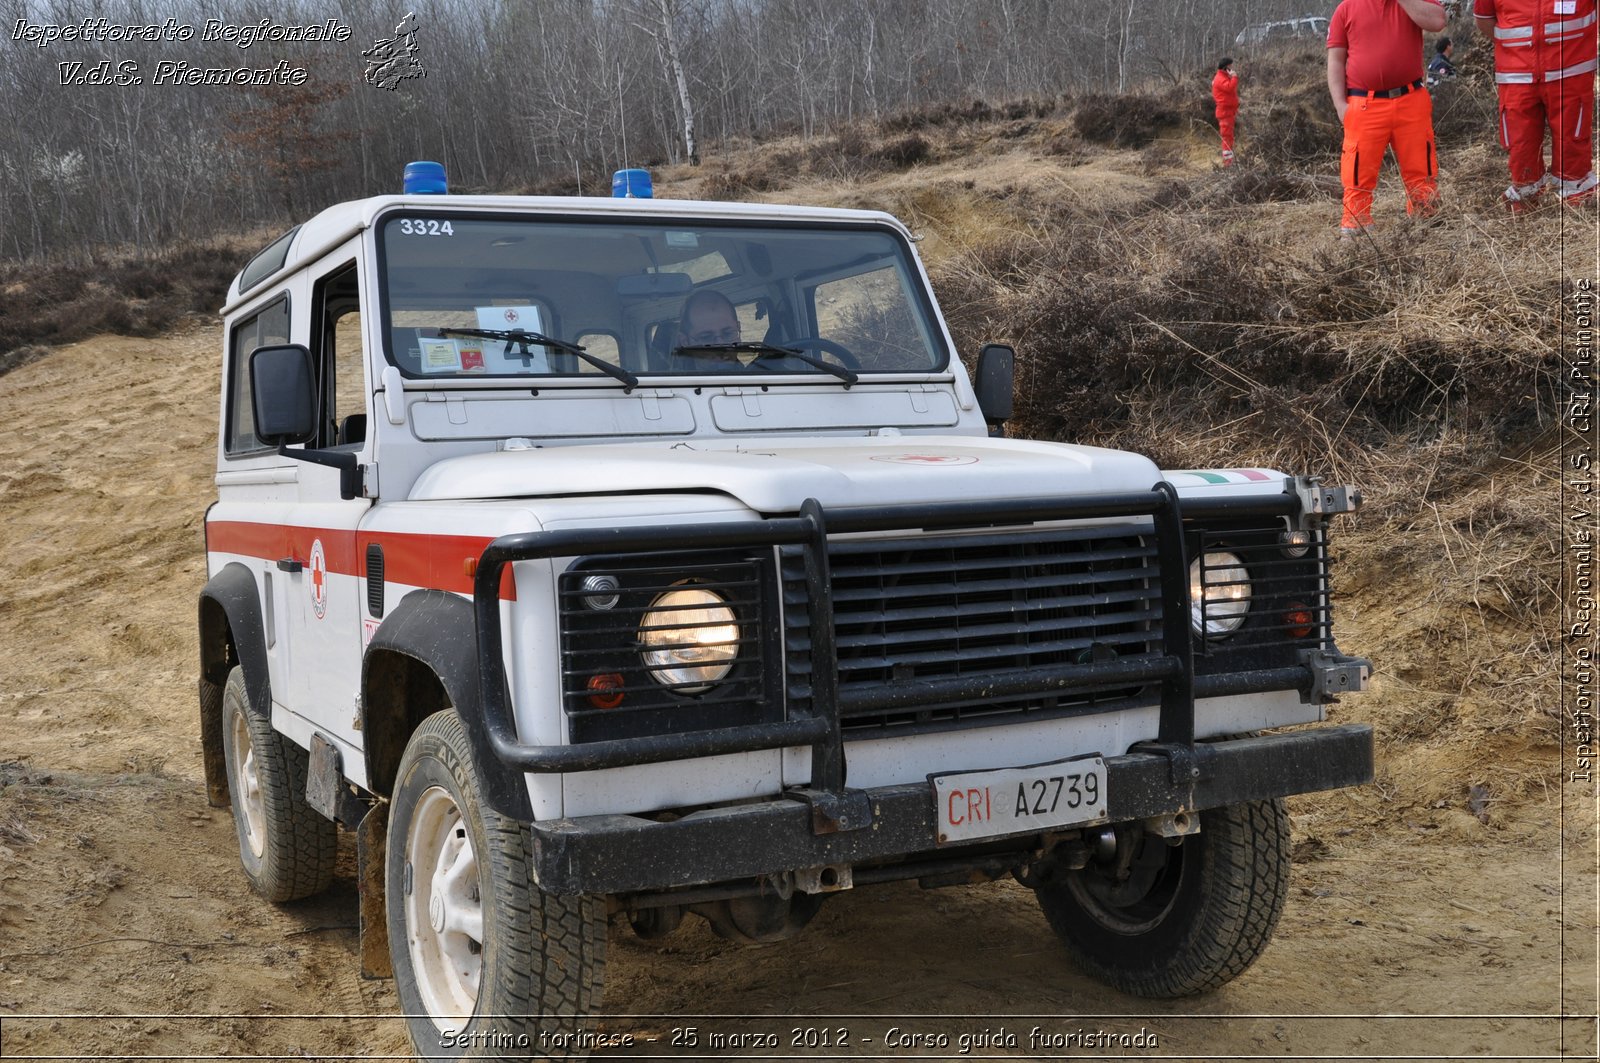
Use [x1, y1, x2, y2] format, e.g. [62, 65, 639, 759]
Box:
[362, 589, 534, 820]
[198, 562, 270, 712]
[197, 562, 270, 806]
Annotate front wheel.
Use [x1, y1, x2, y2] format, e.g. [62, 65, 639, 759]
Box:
[1033, 799, 1290, 997]
[386, 709, 606, 1059]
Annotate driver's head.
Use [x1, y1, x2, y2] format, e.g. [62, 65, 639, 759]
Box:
[676, 290, 741, 349]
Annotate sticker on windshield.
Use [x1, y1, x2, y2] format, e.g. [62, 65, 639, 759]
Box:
[396, 218, 454, 237]
[477, 305, 543, 333]
[664, 231, 699, 249]
[419, 338, 462, 372]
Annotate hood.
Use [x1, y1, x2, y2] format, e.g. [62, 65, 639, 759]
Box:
[407, 435, 1166, 514]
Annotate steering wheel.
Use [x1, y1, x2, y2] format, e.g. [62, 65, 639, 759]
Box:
[779, 336, 861, 370]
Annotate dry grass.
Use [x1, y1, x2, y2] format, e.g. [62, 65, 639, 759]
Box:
[905, 62, 1587, 787]
[0, 239, 247, 368]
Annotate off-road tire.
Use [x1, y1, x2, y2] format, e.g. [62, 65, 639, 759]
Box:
[1034, 799, 1289, 997]
[219, 666, 337, 902]
[387, 709, 606, 1060]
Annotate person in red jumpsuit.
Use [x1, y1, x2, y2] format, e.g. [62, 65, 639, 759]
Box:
[1327, 0, 1449, 235]
[1475, 0, 1597, 209]
[1213, 58, 1241, 166]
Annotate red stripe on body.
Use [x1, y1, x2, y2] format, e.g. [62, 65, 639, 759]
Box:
[208, 521, 516, 599]
[1229, 469, 1273, 482]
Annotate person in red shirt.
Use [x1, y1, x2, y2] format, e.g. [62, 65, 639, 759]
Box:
[1327, 0, 1449, 234]
[1212, 58, 1241, 166]
[1474, 0, 1597, 209]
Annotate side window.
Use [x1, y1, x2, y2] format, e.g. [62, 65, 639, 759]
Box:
[314, 263, 365, 446]
[332, 308, 364, 435]
[226, 296, 290, 454]
[735, 301, 765, 342]
[575, 331, 621, 369]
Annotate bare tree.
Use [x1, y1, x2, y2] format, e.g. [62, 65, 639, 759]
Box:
[629, 0, 699, 165]
[0, 0, 1339, 263]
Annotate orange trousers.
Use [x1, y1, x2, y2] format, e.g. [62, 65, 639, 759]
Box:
[1217, 107, 1237, 155]
[1339, 88, 1438, 231]
[1498, 79, 1594, 188]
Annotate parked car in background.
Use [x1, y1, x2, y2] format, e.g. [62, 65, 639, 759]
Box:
[1235, 16, 1331, 47]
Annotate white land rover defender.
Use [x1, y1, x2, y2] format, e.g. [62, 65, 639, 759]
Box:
[198, 165, 1373, 1056]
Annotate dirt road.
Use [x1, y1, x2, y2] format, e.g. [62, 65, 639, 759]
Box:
[1, 330, 1594, 1061]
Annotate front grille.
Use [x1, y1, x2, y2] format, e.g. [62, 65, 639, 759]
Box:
[782, 524, 1164, 733]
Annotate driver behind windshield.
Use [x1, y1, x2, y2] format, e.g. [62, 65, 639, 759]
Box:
[673, 290, 742, 367]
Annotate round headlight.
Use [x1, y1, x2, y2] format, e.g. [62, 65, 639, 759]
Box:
[1190, 551, 1251, 638]
[638, 585, 740, 693]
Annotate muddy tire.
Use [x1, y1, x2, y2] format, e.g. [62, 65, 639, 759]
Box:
[387, 709, 606, 1059]
[219, 666, 337, 902]
[1034, 799, 1289, 997]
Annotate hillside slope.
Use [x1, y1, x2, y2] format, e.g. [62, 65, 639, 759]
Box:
[1, 52, 1594, 1058]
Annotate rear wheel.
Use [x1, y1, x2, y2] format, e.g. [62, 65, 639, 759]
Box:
[219, 666, 337, 902]
[1033, 800, 1289, 997]
[387, 709, 606, 1059]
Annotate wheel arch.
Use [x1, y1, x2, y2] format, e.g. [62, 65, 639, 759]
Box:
[198, 562, 270, 808]
[361, 589, 533, 820]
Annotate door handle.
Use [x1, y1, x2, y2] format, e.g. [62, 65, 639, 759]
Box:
[276, 557, 304, 573]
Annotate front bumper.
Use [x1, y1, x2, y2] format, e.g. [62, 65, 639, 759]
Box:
[526, 723, 1373, 895]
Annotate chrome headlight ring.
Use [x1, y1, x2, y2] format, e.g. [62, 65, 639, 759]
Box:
[1189, 550, 1251, 638]
[637, 583, 741, 693]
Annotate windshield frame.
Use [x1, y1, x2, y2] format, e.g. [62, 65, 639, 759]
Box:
[371, 206, 953, 385]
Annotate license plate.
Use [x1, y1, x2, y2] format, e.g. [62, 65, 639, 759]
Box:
[931, 756, 1108, 844]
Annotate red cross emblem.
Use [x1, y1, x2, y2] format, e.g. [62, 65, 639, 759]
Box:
[309, 539, 328, 619]
[869, 453, 979, 466]
[503, 308, 520, 324]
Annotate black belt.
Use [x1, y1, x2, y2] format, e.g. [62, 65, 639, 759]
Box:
[1348, 79, 1425, 99]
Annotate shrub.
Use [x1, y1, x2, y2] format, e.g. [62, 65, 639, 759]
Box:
[872, 133, 933, 170]
[1071, 92, 1186, 148]
[0, 241, 238, 358]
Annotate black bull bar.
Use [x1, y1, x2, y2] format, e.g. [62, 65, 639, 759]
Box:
[468, 485, 1373, 894]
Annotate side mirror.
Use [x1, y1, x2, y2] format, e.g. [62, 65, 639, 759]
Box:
[249, 344, 317, 446]
[975, 343, 1015, 435]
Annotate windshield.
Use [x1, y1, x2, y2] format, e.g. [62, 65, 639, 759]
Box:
[378, 213, 948, 380]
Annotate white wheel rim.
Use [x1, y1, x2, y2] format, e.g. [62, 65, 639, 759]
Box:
[227, 709, 267, 859]
[405, 785, 483, 1031]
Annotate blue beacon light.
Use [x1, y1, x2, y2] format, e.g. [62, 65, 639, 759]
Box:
[612, 169, 653, 198]
[403, 161, 448, 195]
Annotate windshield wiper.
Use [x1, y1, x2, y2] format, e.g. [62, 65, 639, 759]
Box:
[671, 342, 858, 386]
[438, 327, 639, 391]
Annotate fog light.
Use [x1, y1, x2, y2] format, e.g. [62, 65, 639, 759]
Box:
[639, 585, 739, 693]
[1190, 551, 1251, 637]
[1285, 603, 1314, 639]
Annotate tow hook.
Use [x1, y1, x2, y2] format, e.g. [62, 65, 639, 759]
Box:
[1144, 811, 1200, 842]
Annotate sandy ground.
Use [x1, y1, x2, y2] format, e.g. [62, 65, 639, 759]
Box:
[0, 321, 1595, 1060]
